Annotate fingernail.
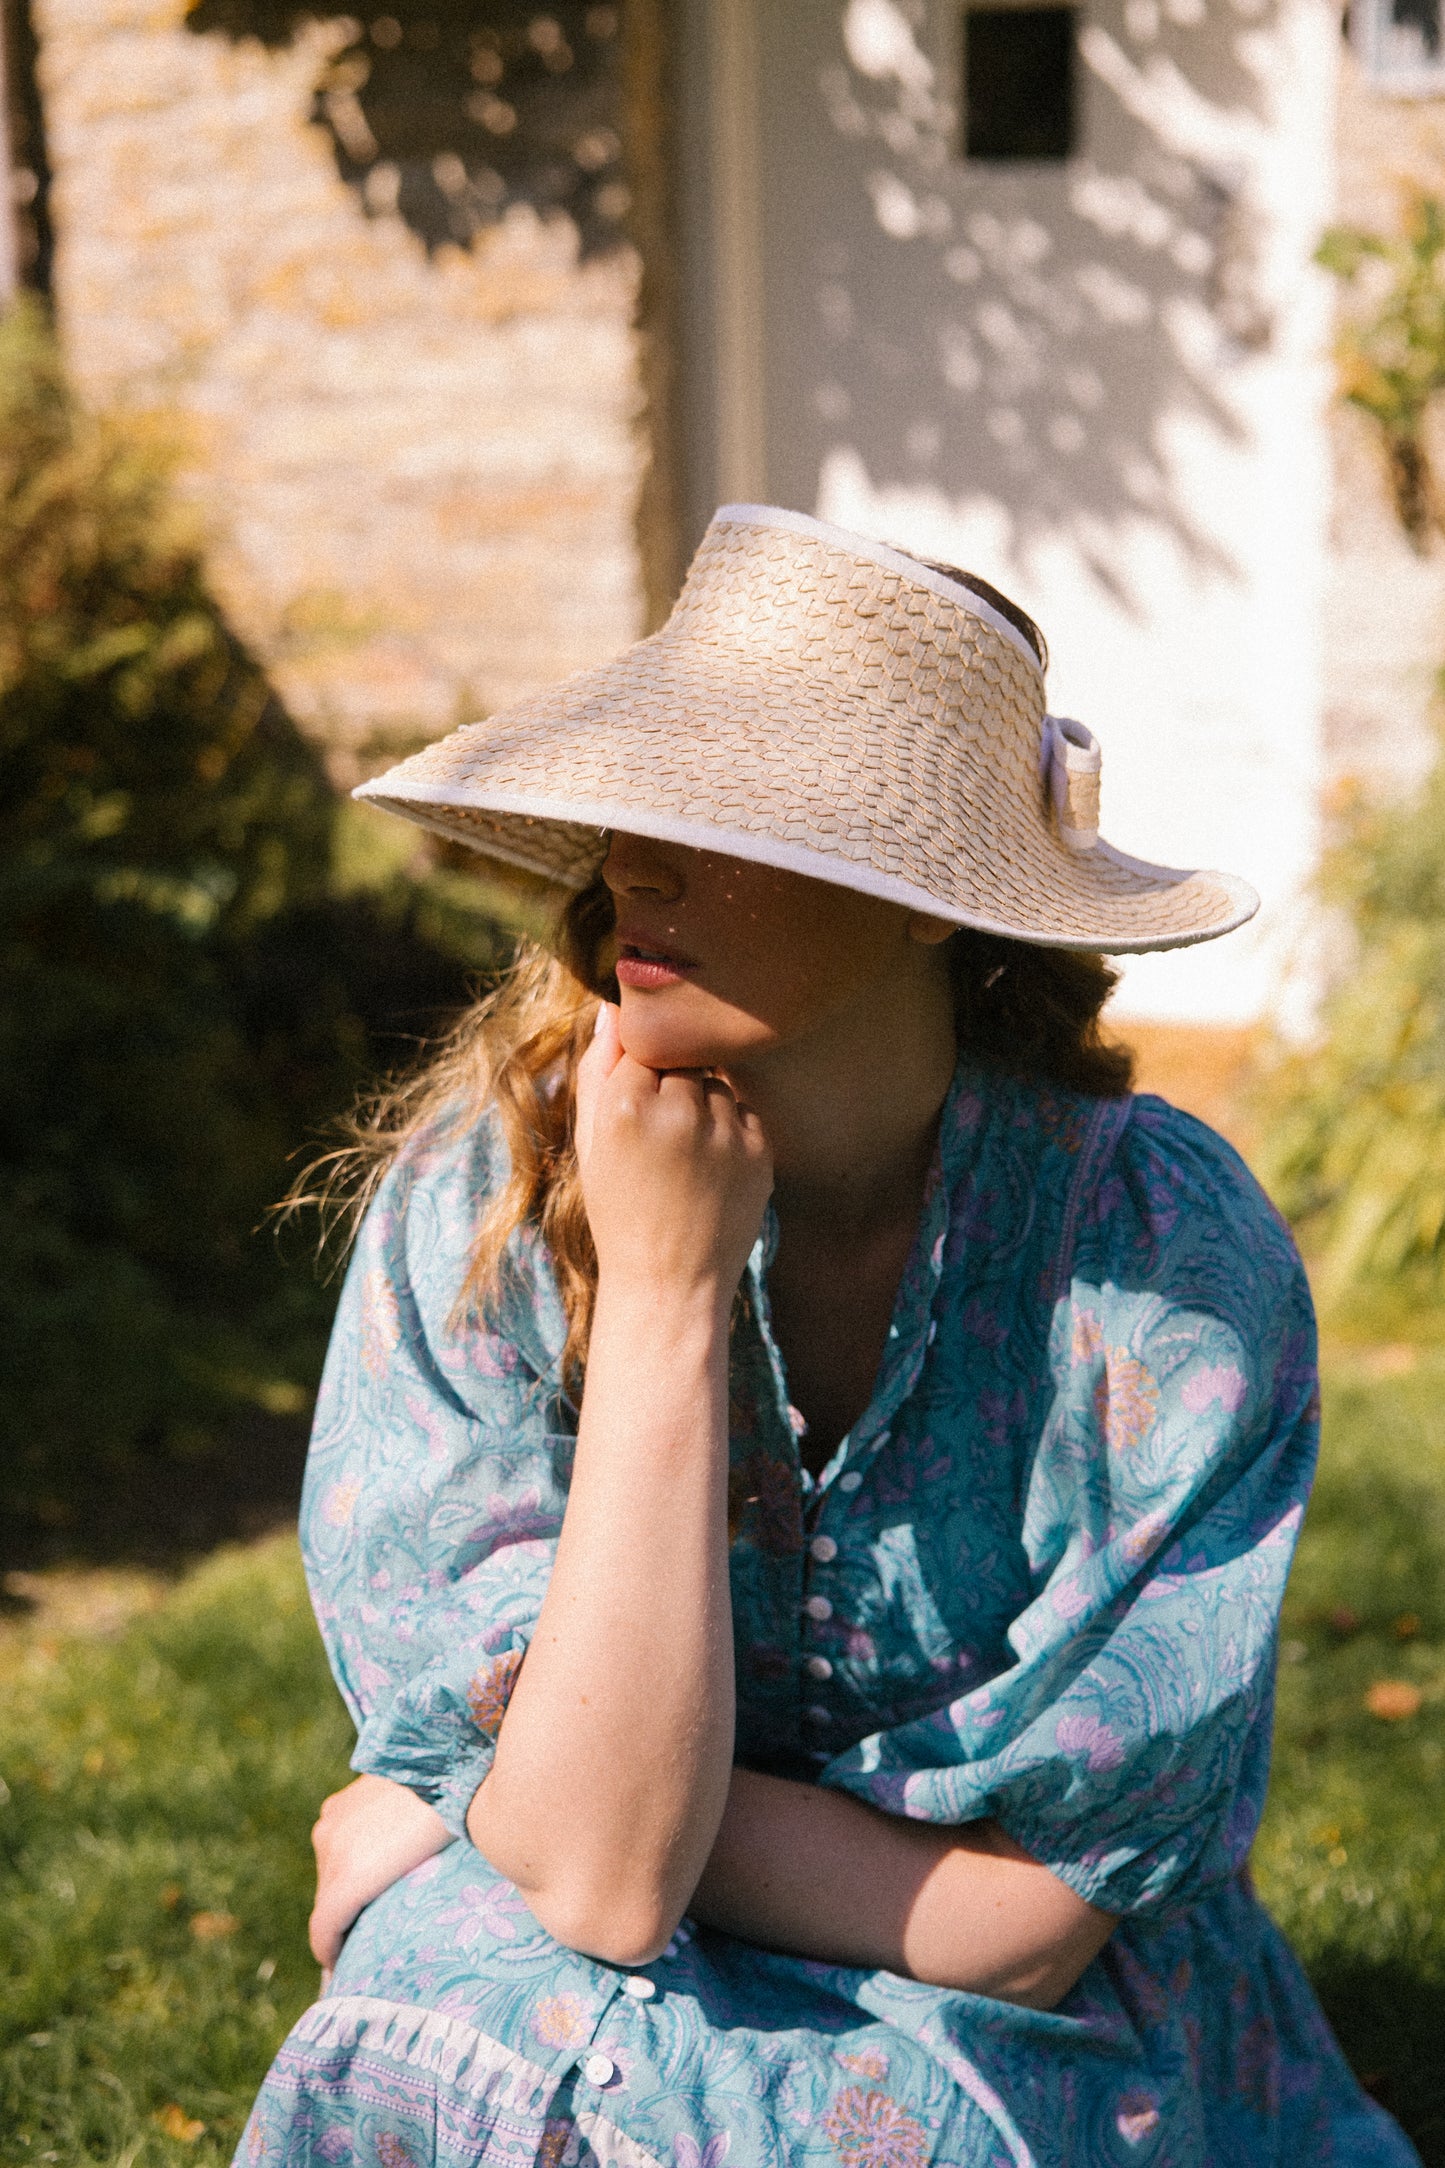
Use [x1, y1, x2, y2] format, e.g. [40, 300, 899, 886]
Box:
[592, 1002, 607, 1039]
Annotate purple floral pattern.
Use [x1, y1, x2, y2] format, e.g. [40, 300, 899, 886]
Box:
[237, 1074, 1420, 2167]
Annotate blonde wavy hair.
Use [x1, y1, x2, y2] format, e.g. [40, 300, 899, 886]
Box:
[302, 866, 1132, 1396]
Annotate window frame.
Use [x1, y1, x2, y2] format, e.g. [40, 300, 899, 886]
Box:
[1351, 0, 1445, 97]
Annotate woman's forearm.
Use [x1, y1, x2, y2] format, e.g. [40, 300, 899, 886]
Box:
[466, 1279, 736, 1965]
[690, 1769, 1116, 2009]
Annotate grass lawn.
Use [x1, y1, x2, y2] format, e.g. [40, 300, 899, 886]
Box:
[1, 1348, 1442, 2166]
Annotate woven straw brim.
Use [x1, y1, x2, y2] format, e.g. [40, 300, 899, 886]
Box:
[356, 642, 1256, 954]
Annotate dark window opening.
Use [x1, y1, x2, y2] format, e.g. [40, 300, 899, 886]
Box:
[962, 5, 1077, 163]
[1391, 0, 1441, 55]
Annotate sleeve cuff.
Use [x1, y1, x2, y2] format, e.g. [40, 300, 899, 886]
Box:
[349, 1737, 497, 1842]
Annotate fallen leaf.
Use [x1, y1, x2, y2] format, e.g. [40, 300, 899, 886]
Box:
[1393, 1612, 1422, 1641]
[154, 2103, 206, 2141]
[1365, 1679, 1423, 1722]
[1360, 1343, 1418, 1380]
[159, 1883, 183, 1911]
[1329, 1606, 1361, 1637]
[189, 1909, 239, 1940]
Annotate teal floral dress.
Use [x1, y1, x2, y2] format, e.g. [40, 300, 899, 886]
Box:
[238, 1066, 1419, 2167]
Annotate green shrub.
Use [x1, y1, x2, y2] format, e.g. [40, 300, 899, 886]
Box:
[1255, 202, 1445, 1313]
[1254, 760, 1445, 1310]
[0, 299, 508, 1552]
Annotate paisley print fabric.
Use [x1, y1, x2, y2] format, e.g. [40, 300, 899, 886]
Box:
[238, 1068, 1419, 2166]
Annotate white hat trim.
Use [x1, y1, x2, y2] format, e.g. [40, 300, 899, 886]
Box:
[356, 777, 1259, 953]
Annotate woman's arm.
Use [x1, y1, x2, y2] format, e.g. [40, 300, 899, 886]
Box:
[464, 1008, 773, 1965]
[692, 1768, 1116, 2009]
[309, 1760, 1115, 2003]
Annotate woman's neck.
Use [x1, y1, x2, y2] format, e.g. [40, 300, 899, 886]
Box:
[721, 948, 957, 1241]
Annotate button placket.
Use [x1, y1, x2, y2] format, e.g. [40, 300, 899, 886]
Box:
[801, 1521, 842, 1741]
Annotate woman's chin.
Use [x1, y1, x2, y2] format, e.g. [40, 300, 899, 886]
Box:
[620, 1025, 732, 1072]
[617, 990, 770, 1074]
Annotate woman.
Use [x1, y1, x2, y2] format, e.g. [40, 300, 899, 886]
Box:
[239, 508, 1418, 2166]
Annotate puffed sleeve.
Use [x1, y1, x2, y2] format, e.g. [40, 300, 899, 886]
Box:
[819, 1098, 1319, 1917]
[300, 1112, 571, 1836]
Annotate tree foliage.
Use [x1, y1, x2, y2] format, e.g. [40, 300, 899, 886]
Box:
[0, 300, 505, 1553]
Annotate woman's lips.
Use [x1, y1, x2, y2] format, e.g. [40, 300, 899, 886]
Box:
[614, 940, 696, 991]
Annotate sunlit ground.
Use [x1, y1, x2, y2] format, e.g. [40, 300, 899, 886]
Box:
[2, 1345, 1442, 2167]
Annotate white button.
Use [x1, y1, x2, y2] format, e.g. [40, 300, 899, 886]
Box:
[584, 2053, 616, 2086]
[810, 1535, 838, 1563]
[805, 1655, 833, 1680]
[839, 1471, 862, 1493]
[804, 1594, 832, 1622]
[622, 1975, 656, 2000]
[804, 1703, 832, 1725]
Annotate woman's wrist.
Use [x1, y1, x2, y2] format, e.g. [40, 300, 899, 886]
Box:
[590, 1269, 735, 1353]
[584, 1279, 731, 1454]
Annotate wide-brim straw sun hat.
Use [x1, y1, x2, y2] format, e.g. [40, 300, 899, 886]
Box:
[357, 504, 1258, 953]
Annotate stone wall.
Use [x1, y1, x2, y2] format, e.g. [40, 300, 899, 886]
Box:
[34, 0, 648, 775]
[1323, 43, 1445, 802]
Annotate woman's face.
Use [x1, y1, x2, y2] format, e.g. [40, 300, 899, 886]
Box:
[599, 831, 953, 1073]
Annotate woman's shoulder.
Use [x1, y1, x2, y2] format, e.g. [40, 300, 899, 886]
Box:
[1083, 1090, 1311, 1343]
[1116, 1090, 1288, 1237]
[351, 1103, 566, 1379]
[379, 1097, 508, 1211]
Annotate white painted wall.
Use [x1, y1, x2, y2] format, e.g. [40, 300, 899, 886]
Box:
[707, 0, 1339, 1024]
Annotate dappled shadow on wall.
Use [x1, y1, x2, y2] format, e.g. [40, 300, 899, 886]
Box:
[763, 0, 1286, 603]
[185, 0, 629, 258]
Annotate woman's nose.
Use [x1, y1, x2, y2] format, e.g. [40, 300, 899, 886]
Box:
[601, 831, 684, 902]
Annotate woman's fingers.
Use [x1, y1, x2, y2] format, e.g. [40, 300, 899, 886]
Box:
[309, 1886, 358, 1970]
[307, 1773, 452, 1973]
[309, 1910, 336, 1969]
[574, 1001, 623, 1168]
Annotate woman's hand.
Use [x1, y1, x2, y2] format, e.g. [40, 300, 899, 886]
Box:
[309, 1773, 451, 1978]
[574, 1003, 773, 1315]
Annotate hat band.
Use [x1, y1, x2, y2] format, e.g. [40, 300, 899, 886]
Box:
[1041, 716, 1102, 853]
